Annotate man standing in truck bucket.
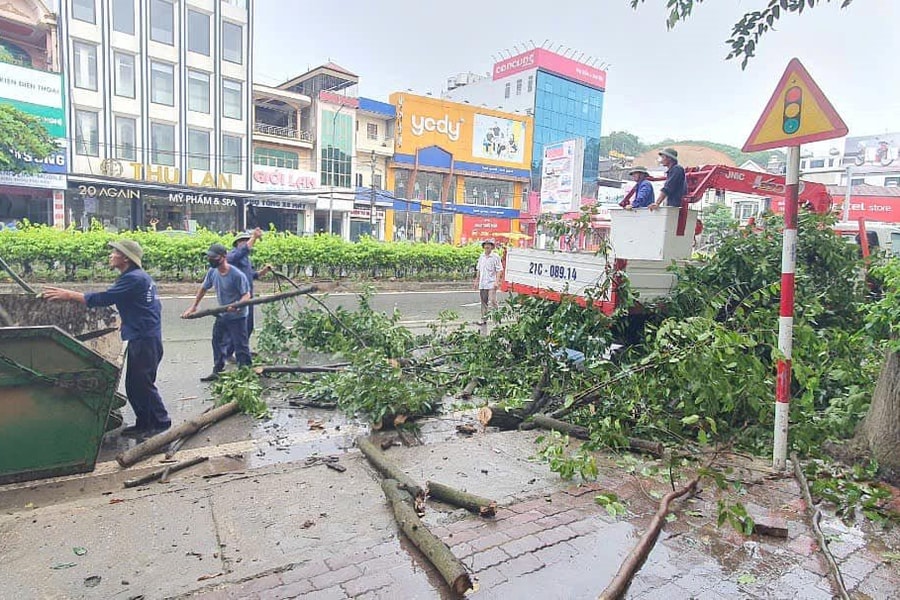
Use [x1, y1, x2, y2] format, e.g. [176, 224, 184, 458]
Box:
[650, 147, 687, 210]
[475, 239, 503, 325]
[625, 166, 655, 209]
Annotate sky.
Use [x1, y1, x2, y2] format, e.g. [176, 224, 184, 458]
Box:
[254, 0, 898, 149]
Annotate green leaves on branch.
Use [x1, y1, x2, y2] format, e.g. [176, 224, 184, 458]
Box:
[211, 367, 268, 418]
[629, 0, 857, 68]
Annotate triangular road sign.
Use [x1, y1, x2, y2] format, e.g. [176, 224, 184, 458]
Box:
[743, 58, 848, 152]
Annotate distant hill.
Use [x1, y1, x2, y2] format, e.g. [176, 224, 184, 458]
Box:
[601, 131, 781, 167]
[633, 145, 736, 169]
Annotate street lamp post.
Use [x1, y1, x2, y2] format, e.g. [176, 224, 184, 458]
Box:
[369, 150, 377, 238]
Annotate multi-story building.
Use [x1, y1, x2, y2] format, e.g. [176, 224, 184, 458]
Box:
[353, 97, 395, 240]
[249, 82, 316, 233]
[387, 92, 533, 245]
[0, 0, 66, 229]
[59, 0, 253, 232]
[444, 45, 606, 200]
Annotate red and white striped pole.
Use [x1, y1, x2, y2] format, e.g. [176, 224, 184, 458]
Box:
[774, 145, 800, 471]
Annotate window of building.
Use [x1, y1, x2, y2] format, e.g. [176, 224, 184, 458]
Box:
[253, 147, 299, 169]
[504, 83, 510, 99]
[222, 79, 242, 119]
[828, 158, 835, 167]
[366, 122, 378, 140]
[320, 110, 353, 187]
[187, 129, 210, 171]
[222, 135, 242, 174]
[113, 52, 135, 98]
[850, 178, 866, 186]
[735, 202, 759, 222]
[355, 173, 363, 187]
[187, 70, 210, 114]
[114, 116, 136, 161]
[463, 177, 514, 208]
[73, 41, 97, 90]
[73, 0, 95, 23]
[150, 122, 175, 166]
[150, 61, 174, 106]
[527, 75, 534, 93]
[800, 160, 807, 169]
[373, 173, 382, 189]
[111, 0, 134, 34]
[74, 109, 99, 156]
[187, 10, 210, 55]
[150, 0, 174, 45]
[222, 21, 242, 64]
[809, 159, 826, 169]
[516, 79, 523, 95]
[884, 177, 900, 188]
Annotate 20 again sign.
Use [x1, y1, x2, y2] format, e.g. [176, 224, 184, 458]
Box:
[743, 58, 847, 152]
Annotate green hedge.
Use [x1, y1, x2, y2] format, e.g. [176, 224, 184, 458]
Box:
[0, 224, 483, 282]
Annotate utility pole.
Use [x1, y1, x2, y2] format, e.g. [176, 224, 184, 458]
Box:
[369, 150, 377, 238]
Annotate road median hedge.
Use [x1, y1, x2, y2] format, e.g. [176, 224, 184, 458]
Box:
[0, 224, 482, 282]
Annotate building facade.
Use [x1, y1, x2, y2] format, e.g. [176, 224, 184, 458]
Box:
[353, 97, 395, 240]
[59, 0, 253, 232]
[387, 93, 533, 245]
[0, 0, 65, 230]
[444, 46, 606, 200]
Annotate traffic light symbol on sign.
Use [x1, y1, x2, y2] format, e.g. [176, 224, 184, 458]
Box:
[782, 86, 802, 135]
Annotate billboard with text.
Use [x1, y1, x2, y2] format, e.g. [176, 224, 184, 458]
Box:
[540, 138, 584, 214]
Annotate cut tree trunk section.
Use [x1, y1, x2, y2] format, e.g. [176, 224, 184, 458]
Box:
[381, 479, 473, 595]
[530, 414, 665, 458]
[356, 436, 425, 500]
[426, 480, 497, 517]
[116, 402, 240, 467]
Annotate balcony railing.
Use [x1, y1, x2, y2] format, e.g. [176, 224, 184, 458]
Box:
[254, 123, 313, 142]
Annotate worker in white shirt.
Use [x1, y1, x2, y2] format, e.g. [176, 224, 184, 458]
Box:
[474, 239, 503, 325]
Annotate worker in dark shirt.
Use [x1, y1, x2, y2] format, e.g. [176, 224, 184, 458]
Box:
[650, 147, 687, 210]
[181, 243, 252, 382]
[223, 228, 271, 360]
[625, 166, 655, 209]
[43, 240, 171, 437]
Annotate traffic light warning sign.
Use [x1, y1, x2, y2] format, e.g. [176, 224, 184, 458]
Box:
[743, 58, 847, 152]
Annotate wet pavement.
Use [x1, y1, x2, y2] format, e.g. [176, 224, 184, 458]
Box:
[2, 287, 900, 599]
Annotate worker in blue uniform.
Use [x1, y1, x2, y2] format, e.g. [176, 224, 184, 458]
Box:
[626, 166, 656, 209]
[181, 243, 251, 382]
[223, 228, 271, 361]
[44, 240, 171, 437]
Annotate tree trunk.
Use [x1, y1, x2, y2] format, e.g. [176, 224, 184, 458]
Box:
[855, 349, 900, 482]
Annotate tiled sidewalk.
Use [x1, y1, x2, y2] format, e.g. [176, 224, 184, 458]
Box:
[183, 471, 899, 600]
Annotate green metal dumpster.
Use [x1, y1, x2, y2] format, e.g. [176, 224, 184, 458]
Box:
[0, 293, 125, 484]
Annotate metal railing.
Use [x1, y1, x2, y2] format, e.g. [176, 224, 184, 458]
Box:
[254, 122, 313, 142]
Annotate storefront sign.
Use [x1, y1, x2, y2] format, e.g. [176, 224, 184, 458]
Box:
[52, 190, 65, 229]
[392, 93, 533, 169]
[492, 48, 607, 91]
[461, 216, 511, 244]
[540, 138, 585, 214]
[318, 90, 359, 109]
[350, 207, 385, 220]
[251, 197, 311, 210]
[96, 160, 234, 190]
[76, 184, 140, 199]
[167, 192, 238, 207]
[252, 165, 318, 192]
[843, 133, 900, 168]
[0, 170, 65, 189]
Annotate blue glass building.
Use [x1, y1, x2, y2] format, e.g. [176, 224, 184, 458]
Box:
[532, 71, 604, 197]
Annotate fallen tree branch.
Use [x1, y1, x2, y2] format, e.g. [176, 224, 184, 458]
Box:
[0, 255, 35, 294]
[381, 479, 473, 595]
[255, 364, 347, 375]
[117, 402, 240, 467]
[791, 452, 851, 600]
[530, 414, 665, 459]
[426, 480, 496, 517]
[356, 436, 425, 500]
[598, 473, 701, 600]
[122, 456, 209, 488]
[182, 286, 320, 319]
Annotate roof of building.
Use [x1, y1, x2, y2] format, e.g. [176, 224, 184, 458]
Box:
[358, 97, 396, 118]
[828, 184, 900, 197]
[632, 145, 736, 169]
